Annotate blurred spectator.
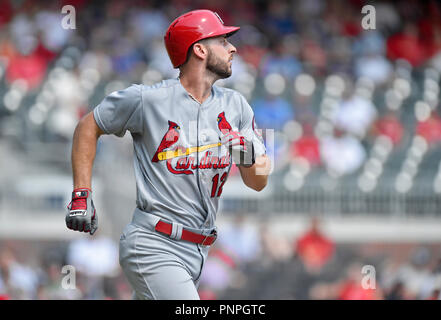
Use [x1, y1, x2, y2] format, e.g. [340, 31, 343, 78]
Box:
[387, 22, 427, 67]
[339, 2, 363, 38]
[394, 247, 437, 299]
[292, 93, 317, 126]
[0, 0, 13, 27]
[333, 84, 378, 139]
[296, 0, 324, 18]
[417, 1, 441, 60]
[291, 123, 321, 167]
[375, 2, 401, 33]
[327, 36, 353, 74]
[78, 49, 113, 80]
[66, 236, 119, 299]
[294, 217, 335, 274]
[353, 30, 387, 57]
[354, 51, 393, 86]
[5, 39, 50, 90]
[0, 246, 39, 299]
[253, 90, 294, 132]
[385, 281, 407, 300]
[110, 37, 143, 77]
[337, 262, 382, 300]
[5, 6, 68, 90]
[321, 128, 367, 176]
[46, 69, 87, 139]
[260, 225, 292, 264]
[36, 262, 82, 300]
[66, 236, 119, 278]
[128, 6, 169, 47]
[218, 215, 262, 263]
[299, 33, 327, 75]
[263, 1, 296, 36]
[34, 8, 72, 52]
[260, 38, 302, 80]
[415, 111, 441, 145]
[372, 110, 404, 146]
[430, 47, 441, 72]
[236, 25, 269, 70]
[146, 37, 179, 79]
[428, 259, 441, 300]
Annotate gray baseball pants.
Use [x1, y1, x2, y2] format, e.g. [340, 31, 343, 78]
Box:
[119, 208, 214, 300]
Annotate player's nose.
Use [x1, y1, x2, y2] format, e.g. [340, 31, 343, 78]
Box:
[228, 42, 237, 54]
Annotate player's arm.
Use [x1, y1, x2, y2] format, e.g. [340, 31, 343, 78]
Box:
[71, 111, 105, 189]
[67, 85, 142, 235]
[66, 111, 104, 235]
[238, 154, 271, 191]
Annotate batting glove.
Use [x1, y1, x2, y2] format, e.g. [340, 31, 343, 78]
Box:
[221, 130, 255, 167]
[66, 188, 98, 235]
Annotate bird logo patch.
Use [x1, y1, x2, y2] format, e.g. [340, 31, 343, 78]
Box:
[151, 120, 180, 162]
[217, 111, 232, 134]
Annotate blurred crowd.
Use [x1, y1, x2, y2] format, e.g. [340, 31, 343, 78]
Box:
[0, 0, 441, 192]
[0, 237, 131, 300]
[200, 216, 441, 300]
[1, 217, 441, 300]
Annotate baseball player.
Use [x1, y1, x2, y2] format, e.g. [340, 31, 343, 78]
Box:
[66, 9, 271, 300]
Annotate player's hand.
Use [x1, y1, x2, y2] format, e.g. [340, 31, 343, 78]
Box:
[66, 188, 98, 235]
[221, 130, 255, 167]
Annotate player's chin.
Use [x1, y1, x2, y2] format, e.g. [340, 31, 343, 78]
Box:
[211, 64, 232, 79]
[220, 67, 232, 79]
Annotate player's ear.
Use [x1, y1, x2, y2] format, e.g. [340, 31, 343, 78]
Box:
[192, 41, 209, 61]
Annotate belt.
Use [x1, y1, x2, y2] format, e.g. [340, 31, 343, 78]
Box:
[155, 220, 217, 246]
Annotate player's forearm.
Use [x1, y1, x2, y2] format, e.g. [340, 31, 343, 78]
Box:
[71, 112, 103, 189]
[238, 154, 271, 191]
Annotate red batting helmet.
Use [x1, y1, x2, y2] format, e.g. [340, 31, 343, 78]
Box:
[164, 10, 240, 68]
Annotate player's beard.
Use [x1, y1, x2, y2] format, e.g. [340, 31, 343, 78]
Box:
[206, 47, 232, 79]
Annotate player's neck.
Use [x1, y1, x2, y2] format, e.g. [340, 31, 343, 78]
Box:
[179, 68, 216, 104]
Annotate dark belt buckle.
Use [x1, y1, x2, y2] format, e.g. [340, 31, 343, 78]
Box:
[201, 229, 217, 247]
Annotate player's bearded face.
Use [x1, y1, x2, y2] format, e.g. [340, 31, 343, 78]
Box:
[206, 46, 232, 79]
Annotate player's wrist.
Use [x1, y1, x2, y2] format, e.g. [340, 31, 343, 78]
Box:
[71, 188, 92, 200]
[73, 187, 92, 191]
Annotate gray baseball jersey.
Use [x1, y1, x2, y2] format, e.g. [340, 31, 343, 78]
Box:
[93, 78, 266, 299]
[93, 78, 265, 230]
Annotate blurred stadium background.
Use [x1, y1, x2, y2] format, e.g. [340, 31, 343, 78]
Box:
[1, 0, 441, 300]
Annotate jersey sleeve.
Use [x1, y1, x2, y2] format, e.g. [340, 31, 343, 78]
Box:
[93, 84, 143, 137]
[238, 94, 266, 157]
